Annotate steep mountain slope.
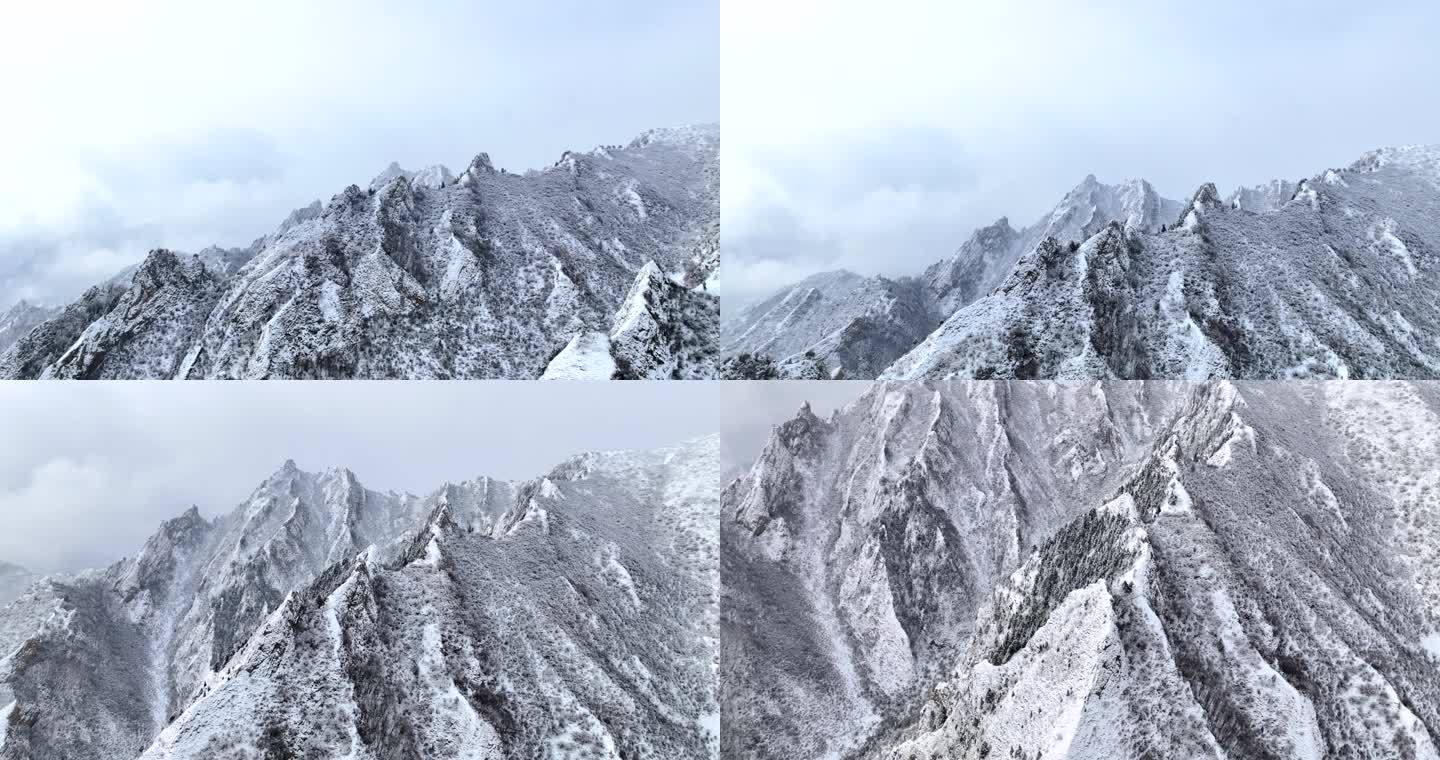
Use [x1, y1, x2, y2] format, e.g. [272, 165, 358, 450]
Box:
[544, 261, 719, 379]
[0, 125, 718, 379]
[885, 146, 1440, 380]
[0, 437, 718, 760]
[722, 177, 1180, 378]
[722, 381, 1440, 759]
[0, 303, 60, 356]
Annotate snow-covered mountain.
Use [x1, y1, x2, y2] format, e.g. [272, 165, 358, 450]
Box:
[722, 381, 1440, 758]
[0, 303, 60, 356]
[733, 146, 1440, 380]
[719, 271, 935, 379]
[0, 436, 719, 759]
[721, 177, 1180, 378]
[0, 125, 719, 379]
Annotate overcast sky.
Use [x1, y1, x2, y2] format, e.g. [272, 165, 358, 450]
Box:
[720, 0, 1440, 307]
[718, 381, 870, 480]
[0, 0, 717, 309]
[0, 383, 718, 575]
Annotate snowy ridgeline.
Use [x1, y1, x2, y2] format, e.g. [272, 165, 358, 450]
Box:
[722, 380, 1440, 759]
[0, 436, 720, 760]
[725, 145, 1440, 381]
[0, 124, 719, 380]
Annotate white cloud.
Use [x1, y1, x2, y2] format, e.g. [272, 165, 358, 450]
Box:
[720, 0, 1440, 305]
[0, 0, 717, 307]
[0, 383, 718, 575]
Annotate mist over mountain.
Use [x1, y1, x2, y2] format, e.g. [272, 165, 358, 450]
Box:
[725, 146, 1440, 380]
[722, 381, 1440, 758]
[0, 437, 719, 759]
[0, 126, 719, 380]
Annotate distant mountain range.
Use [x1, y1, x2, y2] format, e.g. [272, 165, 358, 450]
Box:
[723, 146, 1440, 380]
[0, 437, 718, 759]
[0, 125, 719, 379]
[722, 381, 1440, 758]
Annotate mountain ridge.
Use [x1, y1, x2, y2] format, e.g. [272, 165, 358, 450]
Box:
[721, 381, 1440, 758]
[0, 125, 719, 380]
[0, 435, 719, 759]
[728, 145, 1440, 380]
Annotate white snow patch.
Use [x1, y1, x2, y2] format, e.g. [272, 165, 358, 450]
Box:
[623, 184, 647, 219]
[319, 280, 342, 322]
[1159, 268, 1227, 378]
[1099, 493, 1138, 520]
[1206, 416, 1257, 467]
[1423, 633, 1440, 661]
[697, 710, 720, 757]
[1210, 587, 1324, 760]
[542, 332, 616, 380]
[418, 621, 502, 759]
[0, 700, 13, 749]
[598, 548, 641, 607]
[538, 477, 564, 499]
[611, 263, 661, 338]
[1370, 218, 1418, 275]
[1161, 477, 1193, 514]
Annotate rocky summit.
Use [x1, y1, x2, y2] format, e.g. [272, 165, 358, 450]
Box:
[0, 125, 718, 380]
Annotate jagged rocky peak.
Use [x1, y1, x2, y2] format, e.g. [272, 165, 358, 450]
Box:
[974, 215, 1016, 244]
[409, 163, 454, 189]
[6, 438, 717, 760]
[369, 160, 409, 190]
[1044, 173, 1179, 241]
[132, 248, 210, 285]
[368, 161, 455, 192]
[2, 125, 717, 379]
[465, 150, 497, 177]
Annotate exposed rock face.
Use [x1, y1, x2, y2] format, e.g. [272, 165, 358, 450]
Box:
[0, 125, 719, 379]
[722, 381, 1440, 759]
[0, 437, 719, 760]
[609, 262, 719, 380]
